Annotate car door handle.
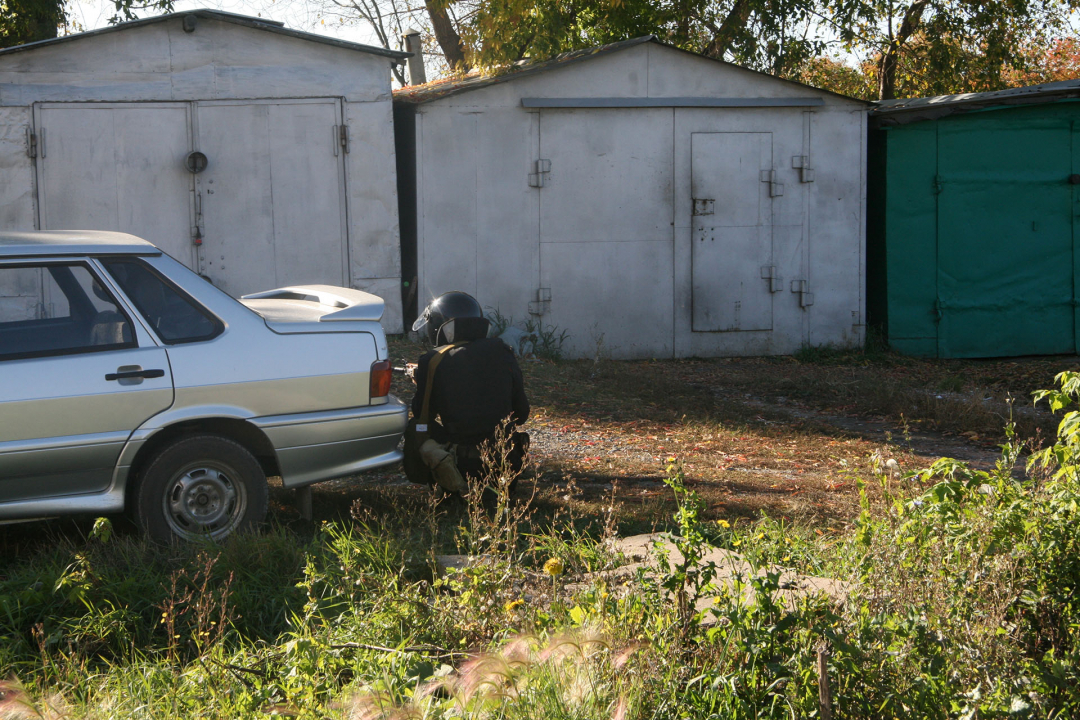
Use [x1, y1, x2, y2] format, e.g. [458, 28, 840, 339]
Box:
[105, 368, 166, 381]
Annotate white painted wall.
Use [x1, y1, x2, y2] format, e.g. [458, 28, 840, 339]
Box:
[0, 15, 405, 331]
[408, 42, 867, 358]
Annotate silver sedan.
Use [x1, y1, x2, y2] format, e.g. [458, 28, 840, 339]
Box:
[0, 230, 407, 542]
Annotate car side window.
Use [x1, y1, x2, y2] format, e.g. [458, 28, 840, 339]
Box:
[102, 259, 222, 344]
[0, 263, 135, 361]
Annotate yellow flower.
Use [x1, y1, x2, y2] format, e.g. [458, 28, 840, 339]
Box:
[731, 539, 741, 547]
[755, 533, 765, 540]
[543, 557, 565, 577]
[717, 519, 730, 529]
[666, 456, 677, 463]
[504, 599, 525, 612]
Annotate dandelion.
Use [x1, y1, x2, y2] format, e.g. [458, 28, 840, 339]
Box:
[717, 519, 730, 529]
[504, 598, 525, 612]
[755, 532, 765, 540]
[731, 539, 741, 547]
[543, 557, 565, 577]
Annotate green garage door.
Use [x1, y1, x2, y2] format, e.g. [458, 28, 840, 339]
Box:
[935, 119, 1078, 357]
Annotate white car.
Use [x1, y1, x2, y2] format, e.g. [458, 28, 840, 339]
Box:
[0, 230, 407, 542]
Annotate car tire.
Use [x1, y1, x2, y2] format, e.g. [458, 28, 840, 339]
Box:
[135, 435, 268, 544]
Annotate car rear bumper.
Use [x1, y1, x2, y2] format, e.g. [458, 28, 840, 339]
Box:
[252, 396, 408, 487]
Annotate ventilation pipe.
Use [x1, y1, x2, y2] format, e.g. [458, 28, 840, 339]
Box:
[403, 30, 426, 85]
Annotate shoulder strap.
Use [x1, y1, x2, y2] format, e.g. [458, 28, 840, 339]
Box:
[417, 344, 458, 426]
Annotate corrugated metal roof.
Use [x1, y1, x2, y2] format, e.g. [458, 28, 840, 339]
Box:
[872, 78, 1080, 124]
[0, 10, 409, 60]
[394, 36, 869, 105]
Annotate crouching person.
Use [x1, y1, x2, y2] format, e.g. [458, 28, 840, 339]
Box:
[404, 292, 530, 495]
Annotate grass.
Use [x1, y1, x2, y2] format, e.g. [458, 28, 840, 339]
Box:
[3, 338, 1080, 718]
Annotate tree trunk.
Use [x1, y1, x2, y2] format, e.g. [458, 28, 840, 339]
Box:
[705, 0, 754, 59]
[877, 0, 931, 100]
[424, 0, 469, 73]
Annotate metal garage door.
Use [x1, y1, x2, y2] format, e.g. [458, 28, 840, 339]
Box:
[194, 99, 350, 297]
[35, 103, 196, 267]
[690, 132, 775, 332]
[33, 99, 349, 297]
[935, 119, 1077, 357]
[537, 108, 674, 359]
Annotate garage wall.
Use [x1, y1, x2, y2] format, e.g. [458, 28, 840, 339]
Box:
[0, 15, 405, 331]
[408, 42, 866, 358]
[0, 17, 393, 105]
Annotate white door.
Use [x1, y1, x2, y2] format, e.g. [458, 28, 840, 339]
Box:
[34, 103, 196, 268]
[690, 132, 775, 332]
[537, 109, 674, 359]
[194, 99, 349, 296]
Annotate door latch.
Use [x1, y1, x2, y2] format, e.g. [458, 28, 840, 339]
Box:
[791, 279, 814, 308]
[761, 169, 784, 197]
[529, 159, 551, 188]
[792, 155, 815, 183]
[760, 265, 782, 293]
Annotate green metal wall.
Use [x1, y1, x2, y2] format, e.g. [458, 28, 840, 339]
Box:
[869, 101, 1080, 358]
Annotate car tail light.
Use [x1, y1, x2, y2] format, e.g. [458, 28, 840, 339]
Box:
[369, 359, 392, 399]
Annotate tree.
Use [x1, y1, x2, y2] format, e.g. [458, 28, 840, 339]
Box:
[461, 0, 828, 75]
[1003, 36, 1080, 86]
[824, 0, 1079, 99]
[1, 0, 174, 50]
[0, 0, 65, 48]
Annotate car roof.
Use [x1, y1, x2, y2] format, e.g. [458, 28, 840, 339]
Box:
[0, 230, 161, 258]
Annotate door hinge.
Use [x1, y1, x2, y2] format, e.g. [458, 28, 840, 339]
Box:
[529, 159, 551, 188]
[933, 174, 944, 194]
[792, 155, 815, 183]
[761, 169, 784, 197]
[760, 265, 783, 293]
[26, 127, 44, 158]
[791, 279, 814, 308]
[528, 287, 551, 315]
[334, 125, 350, 155]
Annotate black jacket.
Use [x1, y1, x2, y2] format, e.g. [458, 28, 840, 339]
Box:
[411, 338, 529, 446]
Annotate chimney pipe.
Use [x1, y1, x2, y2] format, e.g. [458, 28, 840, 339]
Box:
[403, 30, 426, 85]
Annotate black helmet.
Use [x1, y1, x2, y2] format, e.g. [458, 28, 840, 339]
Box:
[412, 291, 484, 345]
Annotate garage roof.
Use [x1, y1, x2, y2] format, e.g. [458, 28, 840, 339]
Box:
[0, 9, 409, 60]
[872, 78, 1080, 125]
[394, 36, 869, 105]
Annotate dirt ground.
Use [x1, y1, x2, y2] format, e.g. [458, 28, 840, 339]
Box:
[316, 340, 1080, 536]
[5, 341, 1079, 547]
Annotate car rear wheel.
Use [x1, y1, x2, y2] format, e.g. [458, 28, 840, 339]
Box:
[135, 435, 268, 544]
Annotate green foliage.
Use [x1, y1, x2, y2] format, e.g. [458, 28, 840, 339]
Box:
[459, 0, 827, 76]
[0, 0, 64, 49]
[9, 373, 1080, 717]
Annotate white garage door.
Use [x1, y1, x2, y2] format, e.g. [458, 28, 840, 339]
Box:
[33, 99, 349, 297]
[35, 103, 196, 267]
[537, 109, 674, 359]
[690, 132, 776, 332]
[195, 99, 349, 297]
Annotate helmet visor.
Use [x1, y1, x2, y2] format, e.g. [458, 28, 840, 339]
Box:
[411, 312, 428, 333]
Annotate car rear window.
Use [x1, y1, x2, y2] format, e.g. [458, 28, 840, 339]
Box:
[102, 259, 222, 344]
[0, 262, 136, 361]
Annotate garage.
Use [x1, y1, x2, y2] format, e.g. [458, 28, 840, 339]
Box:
[868, 81, 1080, 358]
[395, 38, 868, 359]
[0, 10, 407, 328]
